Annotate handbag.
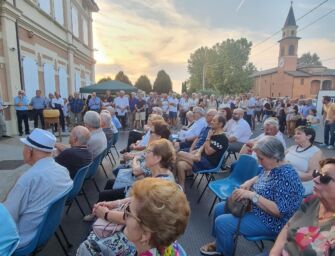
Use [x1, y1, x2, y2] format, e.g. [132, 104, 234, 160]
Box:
[92, 204, 126, 239]
[224, 196, 251, 218]
[112, 168, 135, 190]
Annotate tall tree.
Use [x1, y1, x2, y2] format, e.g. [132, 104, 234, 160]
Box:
[187, 38, 255, 94]
[153, 70, 172, 93]
[298, 52, 322, 66]
[135, 75, 152, 93]
[181, 81, 188, 93]
[115, 71, 132, 85]
[97, 76, 112, 83]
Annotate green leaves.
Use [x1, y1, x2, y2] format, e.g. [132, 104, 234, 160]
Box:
[115, 71, 132, 85]
[135, 75, 152, 93]
[298, 52, 322, 66]
[153, 70, 172, 94]
[187, 38, 255, 94]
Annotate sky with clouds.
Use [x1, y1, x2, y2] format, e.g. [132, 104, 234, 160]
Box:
[92, 0, 335, 92]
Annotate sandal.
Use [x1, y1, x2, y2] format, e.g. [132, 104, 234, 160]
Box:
[200, 242, 222, 256]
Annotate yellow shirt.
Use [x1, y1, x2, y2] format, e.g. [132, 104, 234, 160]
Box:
[323, 102, 335, 121]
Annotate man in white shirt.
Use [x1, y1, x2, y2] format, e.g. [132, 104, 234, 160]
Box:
[114, 90, 129, 129]
[240, 117, 286, 154]
[179, 93, 191, 126]
[246, 93, 256, 130]
[225, 108, 252, 153]
[168, 93, 178, 126]
[4, 128, 73, 248]
[51, 92, 65, 132]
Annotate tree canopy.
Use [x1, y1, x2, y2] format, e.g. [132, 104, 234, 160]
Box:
[298, 52, 322, 66]
[187, 38, 255, 94]
[153, 70, 172, 93]
[97, 76, 112, 83]
[135, 75, 152, 93]
[115, 71, 132, 85]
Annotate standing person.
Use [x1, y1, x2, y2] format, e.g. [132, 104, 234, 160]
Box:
[14, 90, 30, 136]
[246, 93, 256, 130]
[0, 96, 8, 137]
[63, 98, 70, 130]
[168, 93, 178, 127]
[322, 96, 335, 149]
[46, 93, 54, 108]
[128, 92, 137, 129]
[134, 93, 146, 129]
[114, 90, 129, 129]
[51, 92, 65, 132]
[161, 93, 169, 122]
[179, 93, 190, 126]
[88, 92, 102, 112]
[105, 90, 114, 107]
[69, 92, 85, 128]
[30, 90, 47, 129]
[254, 96, 263, 123]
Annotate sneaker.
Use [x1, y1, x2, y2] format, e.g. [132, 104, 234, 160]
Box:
[319, 143, 328, 147]
[200, 242, 222, 256]
[327, 145, 335, 150]
[83, 213, 96, 222]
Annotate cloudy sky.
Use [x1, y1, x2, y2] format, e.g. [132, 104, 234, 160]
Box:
[92, 0, 335, 92]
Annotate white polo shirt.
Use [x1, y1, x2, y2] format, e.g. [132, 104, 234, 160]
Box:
[226, 118, 252, 143]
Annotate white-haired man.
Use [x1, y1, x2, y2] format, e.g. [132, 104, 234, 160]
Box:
[114, 90, 129, 129]
[4, 128, 73, 249]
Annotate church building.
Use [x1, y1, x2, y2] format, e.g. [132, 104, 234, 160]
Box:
[251, 5, 335, 99]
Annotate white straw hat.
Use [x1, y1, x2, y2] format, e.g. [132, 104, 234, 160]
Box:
[20, 128, 56, 152]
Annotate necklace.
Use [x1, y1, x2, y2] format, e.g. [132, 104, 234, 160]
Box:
[296, 144, 313, 153]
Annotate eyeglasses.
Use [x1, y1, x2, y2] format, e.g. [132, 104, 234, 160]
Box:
[312, 169, 335, 185]
[123, 203, 141, 223]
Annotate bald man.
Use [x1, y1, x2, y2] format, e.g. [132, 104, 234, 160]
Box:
[55, 125, 93, 178]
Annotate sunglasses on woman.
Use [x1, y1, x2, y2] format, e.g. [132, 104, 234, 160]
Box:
[312, 169, 335, 185]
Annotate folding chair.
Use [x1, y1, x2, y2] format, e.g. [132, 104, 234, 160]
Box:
[208, 154, 259, 215]
[191, 152, 228, 203]
[99, 148, 109, 178]
[177, 243, 187, 256]
[66, 164, 91, 216]
[13, 186, 73, 256]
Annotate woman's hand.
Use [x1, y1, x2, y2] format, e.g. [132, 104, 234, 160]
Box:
[93, 205, 109, 219]
[94, 200, 119, 210]
[231, 188, 254, 201]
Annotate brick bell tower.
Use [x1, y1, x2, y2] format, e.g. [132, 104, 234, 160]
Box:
[278, 3, 300, 72]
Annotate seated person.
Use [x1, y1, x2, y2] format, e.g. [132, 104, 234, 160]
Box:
[100, 111, 115, 142]
[122, 120, 170, 162]
[121, 114, 164, 153]
[4, 129, 73, 249]
[55, 125, 93, 179]
[181, 111, 195, 130]
[200, 136, 304, 256]
[225, 108, 252, 153]
[83, 111, 107, 159]
[176, 115, 229, 190]
[285, 126, 323, 195]
[0, 203, 19, 255]
[269, 158, 335, 256]
[177, 106, 207, 150]
[78, 178, 190, 256]
[240, 117, 286, 154]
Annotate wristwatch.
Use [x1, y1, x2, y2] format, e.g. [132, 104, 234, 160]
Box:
[252, 193, 260, 204]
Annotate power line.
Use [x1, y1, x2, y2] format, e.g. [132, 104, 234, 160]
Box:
[252, 0, 328, 49]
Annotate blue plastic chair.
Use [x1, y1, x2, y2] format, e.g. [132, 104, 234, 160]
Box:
[177, 243, 187, 256]
[66, 163, 91, 216]
[106, 139, 116, 165]
[208, 154, 259, 215]
[244, 235, 276, 252]
[13, 186, 73, 256]
[191, 151, 228, 203]
[0, 203, 19, 256]
[99, 148, 109, 178]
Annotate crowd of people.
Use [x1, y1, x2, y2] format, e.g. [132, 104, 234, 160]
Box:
[0, 89, 335, 256]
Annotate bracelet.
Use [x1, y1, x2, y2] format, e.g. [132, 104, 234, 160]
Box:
[104, 211, 109, 221]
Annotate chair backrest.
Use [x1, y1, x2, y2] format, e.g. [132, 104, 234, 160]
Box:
[13, 186, 73, 256]
[0, 203, 19, 256]
[198, 151, 227, 174]
[229, 154, 259, 184]
[112, 133, 119, 145]
[177, 243, 187, 256]
[85, 149, 105, 179]
[67, 164, 91, 202]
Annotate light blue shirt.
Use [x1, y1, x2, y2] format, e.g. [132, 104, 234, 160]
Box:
[112, 116, 122, 129]
[139, 130, 150, 147]
[0, 203, 19, 256]
[30, 96, 47, 110]
[179, 116, 207, 141]
[88, 97, 101, 110]
[14, 96, 29, 111]
[3, 157, 73, 248]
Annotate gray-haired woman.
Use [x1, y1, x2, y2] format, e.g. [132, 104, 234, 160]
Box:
[200, 136, 304, 256]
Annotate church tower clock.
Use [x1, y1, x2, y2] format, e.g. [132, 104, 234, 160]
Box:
[278, 3, 300, 71]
